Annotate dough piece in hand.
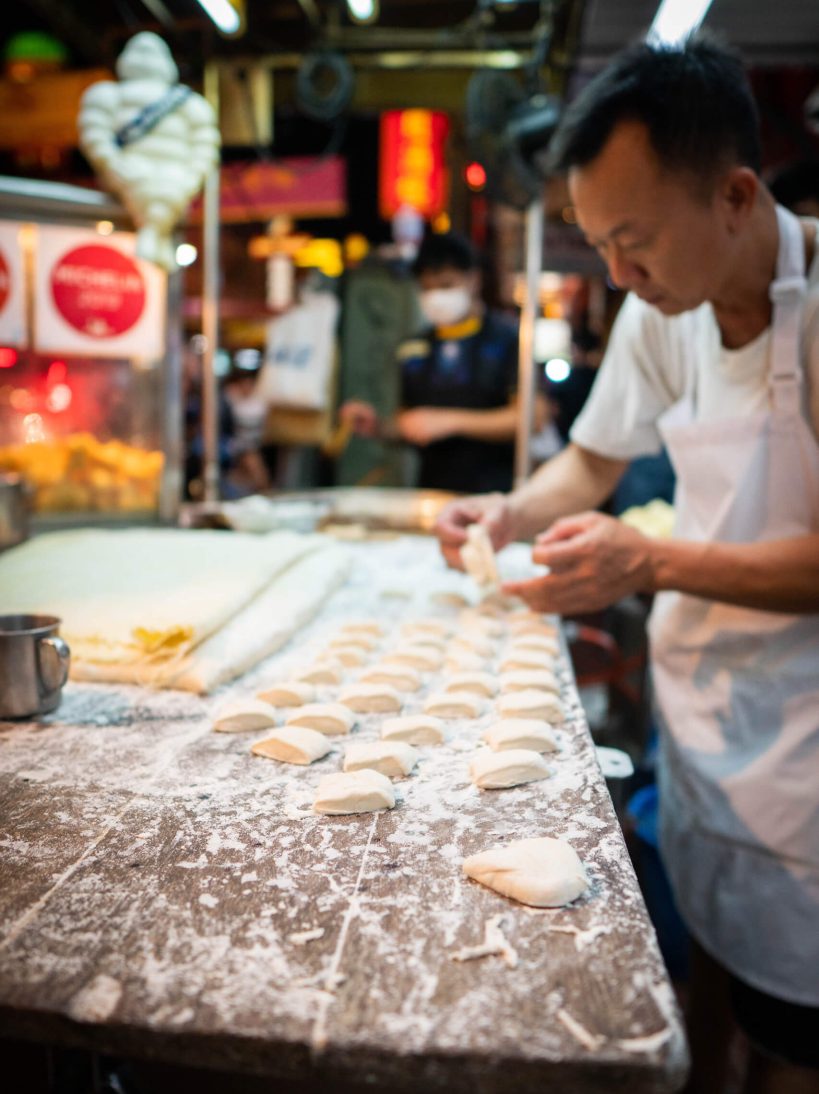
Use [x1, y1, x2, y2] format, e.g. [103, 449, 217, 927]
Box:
[251, 726, 332, 765]
[424, 692, 483, 719]
[359, 663, 422, 692]
[327, 645, 368, 667]
[256, 681, 316, 707]
[213, 699, 278, 733]
[460, 523, 500, 589]
[383, 644, 443, 671]
[329, 632, 378, 652]
[381, 714, 446, 746]
[443, 671, 498, 698]
[295, 660, 344, 686]
[497, 689, 565, 724]
[401, 618, 451, 639]
[444, 650, 486, 674]
[313, 769, 396, 814]
[450, 634, 495, 659]
[286, 702, 356, 736]
[483, 719, 558, 753]
[343, 740, 418, 778]
[470, 748, 552, 788]
[340, 620, 383, 637]
[500, 650, 556, 674]
[462, 836, 588, 907]
[338, 682, 403, 714]
[500, 669, 559, 695]
[509, 634, 559, 656]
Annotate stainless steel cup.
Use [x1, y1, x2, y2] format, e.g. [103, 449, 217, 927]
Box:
[0, 615, 71, 719]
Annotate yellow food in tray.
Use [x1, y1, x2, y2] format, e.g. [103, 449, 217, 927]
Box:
[0, 432, 163, 512]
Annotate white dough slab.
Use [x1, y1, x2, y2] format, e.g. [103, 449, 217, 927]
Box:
[343, 740, 419, 778]
[313, 769, 396, 814]
[286, 702, 356, 736]
[381, 714, 446, 746]
[212, 699, 279, 733]
[256, 681, 316, 707]
[483, 719, 559, 753]
[497, 689, 565, 723]
[423, 692, 483, 720]
[251, 726, 332, 765]
[470, 748, 552, 789]
[462, 836, 588, 907]
[338, 683, 403, 714]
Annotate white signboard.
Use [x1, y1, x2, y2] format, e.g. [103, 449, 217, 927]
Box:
[34, 225, 166, 359]
[0, 221, 27, 348]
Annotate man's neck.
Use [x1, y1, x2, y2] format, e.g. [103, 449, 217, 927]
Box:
[711, 194, 779, 350]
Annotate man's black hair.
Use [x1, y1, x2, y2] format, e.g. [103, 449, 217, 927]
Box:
[412, 232, 478, 277]
[547, 36, 761, 184]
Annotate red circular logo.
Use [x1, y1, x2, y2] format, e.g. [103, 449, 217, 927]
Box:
[0, 249, 10, 316]
[50, 244, 146, 338]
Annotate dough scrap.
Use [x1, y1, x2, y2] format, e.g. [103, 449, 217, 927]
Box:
[450, 634, 495, 659]
[256, 680, 316, 707]
[444, 650, 486, 674]
[460, 524, 500, 589]
[500, 669, 559, 695]
[313, 769, 396, 814]
[343, 740, 419, 777]
[251, 726, 332, 764]
[329, 632, 378, 652]
[470, 748, 552, 788]
[383, 644, 442, 671]
[327, 645, 368, 667]
[212, 699, 278, 733]
[510, 634, 559, 656]
[508, 613, 558, 637]
[424, 692, 483, 719]
[500, 650, 557, 674]
[358, 663, 422, 692]
[483, 719, 559, 753]
[286, 702, 356, 736]
[458, 612, 504, 638]
[401, 618, 450, 639]
[340, 620, 383, 637]
[295, 660, 344, 686]
[443, 671, 498, 698]
[497, 689, 564, 723]
[462, 836, 589, 907]
[381, 714, 446, 746]
[338, 682, 403, 714]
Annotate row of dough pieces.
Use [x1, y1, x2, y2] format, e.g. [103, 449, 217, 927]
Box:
[212, 610, 589, 907]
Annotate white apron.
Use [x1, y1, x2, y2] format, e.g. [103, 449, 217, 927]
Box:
[649, 205, 819, 1005]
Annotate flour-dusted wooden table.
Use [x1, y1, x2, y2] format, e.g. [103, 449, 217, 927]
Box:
[0, 537, 688, 1092]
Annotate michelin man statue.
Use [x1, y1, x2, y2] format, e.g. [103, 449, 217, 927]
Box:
[78, 33, 220, 270]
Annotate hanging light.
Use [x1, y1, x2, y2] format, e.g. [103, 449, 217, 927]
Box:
[648, 0, 715, 45]
[193, 0, 242, 36]
[347, 0, 379, 25]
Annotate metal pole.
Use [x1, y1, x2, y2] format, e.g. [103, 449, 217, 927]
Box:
[514, 198, 544, 488]
[201, 61, 221, 503]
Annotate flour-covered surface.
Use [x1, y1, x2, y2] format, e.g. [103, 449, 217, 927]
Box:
[0, 536, 688, 1092]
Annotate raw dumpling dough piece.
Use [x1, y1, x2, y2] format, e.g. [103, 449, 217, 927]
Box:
[401, 618, 450, 639]
[383, 644, 442, 671]
[444, 650, 486, 674]
[424, 692, 483, 719]
[359, 663, 422, 692]
[500, 669, 559, 695]
[483, 719, 559, 753]
[381, 714, 446, 746]
[338, 682, 403, 714]
[450, 634, 494, 659]
[313, 769, 396, 814]
[500, 650, 557, 674]
[497, 689, 565, 724]
[296, 660, 344, 686]
[213, 699, 279, 733]
[462, 836, 588, 907]
[510, 634, 560, 656]
[460, 523, 500, 589]
[343, 740, 419, 777]
[327, 645, 368, 667]
[470, 748, 552, 788]
[329, 632, 378, 652]
[508, 613, 558, 637]
[458, 611, 504, 638]
[286, 702, 356, 736]
[256, 681, 316, 707]
[443, 671, 498, 698]
[340, 620, 383, 637]
[251, 726, 332, 764]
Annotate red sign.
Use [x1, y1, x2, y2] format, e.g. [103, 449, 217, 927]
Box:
[188, 157, 347, 224]
[0, 249, 9, 315]
[49, 244, 146, 338]
[379, 110, 450, 220]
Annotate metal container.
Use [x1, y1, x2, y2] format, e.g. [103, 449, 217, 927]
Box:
[0, 614, 71, 719]
[0, 474, 29, 551]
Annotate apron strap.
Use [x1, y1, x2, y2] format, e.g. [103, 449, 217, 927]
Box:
[769, 206, 808, 416]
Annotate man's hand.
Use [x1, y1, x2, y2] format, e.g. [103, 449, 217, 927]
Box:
[435, 493, 515, 571]
[397, 407, 458, 446]
[503, 511, 656, 613]
[339, 399, 379, 438]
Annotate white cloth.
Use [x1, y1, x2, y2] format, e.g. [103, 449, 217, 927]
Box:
[571, 218, 819, 458]
[258, 289, 339, 410]
[647, 206, 819, 1004]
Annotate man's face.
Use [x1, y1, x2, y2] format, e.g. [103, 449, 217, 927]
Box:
[417, 266, 479, 299]
[569, 120, 732, 316]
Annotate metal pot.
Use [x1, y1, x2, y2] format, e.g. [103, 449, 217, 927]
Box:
[0, 474, 29, 551]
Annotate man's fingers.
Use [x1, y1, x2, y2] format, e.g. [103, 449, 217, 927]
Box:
[532, 537, 586, 570]
[535, 512, 600, 545]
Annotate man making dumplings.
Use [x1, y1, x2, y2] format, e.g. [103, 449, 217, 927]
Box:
[436, 37, 819, 1094]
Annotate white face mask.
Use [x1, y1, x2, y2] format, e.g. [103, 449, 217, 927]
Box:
[419, 286, 472, 328]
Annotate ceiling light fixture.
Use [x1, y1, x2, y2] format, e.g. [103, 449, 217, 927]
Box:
[347, 0, 379, 26]
[193, 0, 241, 35]
[648, 0, 714, 45]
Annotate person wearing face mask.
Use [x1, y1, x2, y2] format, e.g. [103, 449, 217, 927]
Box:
[340, 232, 532, 492]
[436, 38, 819, 1094]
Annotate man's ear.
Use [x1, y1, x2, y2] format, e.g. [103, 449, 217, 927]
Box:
[720, 166, 759, 233]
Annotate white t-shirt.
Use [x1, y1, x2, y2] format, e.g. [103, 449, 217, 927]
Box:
[571, 219, 819, 458]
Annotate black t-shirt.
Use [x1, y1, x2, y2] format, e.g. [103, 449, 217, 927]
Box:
[399, 311, 518, 493]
